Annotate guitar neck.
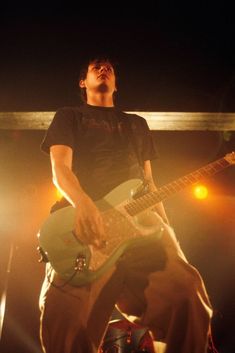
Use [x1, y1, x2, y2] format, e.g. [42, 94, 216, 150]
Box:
[125, 157, 231, 216]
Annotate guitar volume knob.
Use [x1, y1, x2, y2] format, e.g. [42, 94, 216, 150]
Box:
[75, 254, 87, 272]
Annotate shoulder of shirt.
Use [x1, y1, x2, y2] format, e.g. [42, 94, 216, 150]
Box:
[55, 106, 84, 114]
[53, 106, 86, 123]
[118, 110, 147, 124]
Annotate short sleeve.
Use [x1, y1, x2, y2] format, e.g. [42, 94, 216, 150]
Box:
[40, 107, 76, 154]
[127, 114, 158, 163]
[140, 117, 159, 162]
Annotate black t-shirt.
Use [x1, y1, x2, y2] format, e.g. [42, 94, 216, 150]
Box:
[41, 104, 158, 203]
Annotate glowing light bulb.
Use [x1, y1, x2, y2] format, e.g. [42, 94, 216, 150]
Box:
[194, 185, 208, 200]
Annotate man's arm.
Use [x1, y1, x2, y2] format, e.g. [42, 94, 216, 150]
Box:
[50, 145, 105, 246]
[143, 160, 170, 225]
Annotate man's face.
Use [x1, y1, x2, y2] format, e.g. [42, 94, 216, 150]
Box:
[80, 61, 117, 94]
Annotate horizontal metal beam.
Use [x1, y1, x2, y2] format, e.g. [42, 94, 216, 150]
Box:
[0, 111, 235, 130]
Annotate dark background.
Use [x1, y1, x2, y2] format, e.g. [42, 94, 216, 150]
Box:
[0, 2, 234, 353]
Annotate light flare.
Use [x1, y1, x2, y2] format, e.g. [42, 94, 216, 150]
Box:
[193, 184, 209, 200]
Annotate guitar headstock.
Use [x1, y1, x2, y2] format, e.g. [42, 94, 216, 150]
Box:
[224, 152, 235, 165]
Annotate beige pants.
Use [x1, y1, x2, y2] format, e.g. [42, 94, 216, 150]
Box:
[39, 224, 213, 353]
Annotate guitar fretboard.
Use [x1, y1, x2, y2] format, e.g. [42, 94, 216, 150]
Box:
[124, 157, 231, 216]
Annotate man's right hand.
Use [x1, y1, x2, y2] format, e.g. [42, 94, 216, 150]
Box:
[74, 193, 106, 248]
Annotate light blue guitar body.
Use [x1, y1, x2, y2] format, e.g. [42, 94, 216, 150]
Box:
[38, 179, 163, 286]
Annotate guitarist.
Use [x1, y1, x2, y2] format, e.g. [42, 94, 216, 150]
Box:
[39, 57, 213, 353]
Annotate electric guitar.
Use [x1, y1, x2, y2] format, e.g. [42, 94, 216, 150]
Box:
[37, 152, 235, 286]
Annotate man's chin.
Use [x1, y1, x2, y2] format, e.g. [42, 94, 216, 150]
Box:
[98, 83, 109, 92]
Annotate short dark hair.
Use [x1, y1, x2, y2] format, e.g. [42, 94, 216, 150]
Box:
[79, 56, 119, 103]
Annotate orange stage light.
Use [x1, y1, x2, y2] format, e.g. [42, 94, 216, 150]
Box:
[193, 184, 208, 200]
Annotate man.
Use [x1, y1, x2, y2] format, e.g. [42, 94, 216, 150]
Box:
[39, 57, 213, 353]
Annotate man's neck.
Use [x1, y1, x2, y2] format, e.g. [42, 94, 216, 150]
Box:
[86, 92, 114, 107]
